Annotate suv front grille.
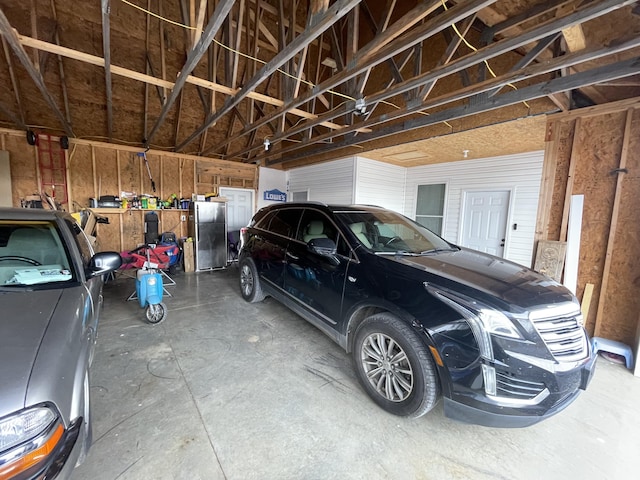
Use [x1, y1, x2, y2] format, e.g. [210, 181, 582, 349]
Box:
[530, 312, 588, 362]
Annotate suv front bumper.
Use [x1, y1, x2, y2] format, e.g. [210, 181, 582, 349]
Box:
[441, 349, 597, 428]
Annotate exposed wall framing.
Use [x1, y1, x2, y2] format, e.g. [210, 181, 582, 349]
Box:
[537, 97, 640, 346]
[0, 127, 257, 252]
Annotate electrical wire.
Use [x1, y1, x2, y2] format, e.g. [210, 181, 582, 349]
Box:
[440, 0, 530, 109]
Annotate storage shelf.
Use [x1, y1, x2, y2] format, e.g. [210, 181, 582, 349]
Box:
[91, 208, 189, 214]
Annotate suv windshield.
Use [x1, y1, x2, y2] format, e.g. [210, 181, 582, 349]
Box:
[0, 221, 74, 287]
[335, 209, 455, 254]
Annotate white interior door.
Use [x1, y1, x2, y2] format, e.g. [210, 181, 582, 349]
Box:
[461, 190, 510, 257]
[219, 188, 254, 231]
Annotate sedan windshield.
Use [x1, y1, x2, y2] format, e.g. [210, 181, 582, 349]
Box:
[336, 210, 456, 254]
[0, 221, 74, 286]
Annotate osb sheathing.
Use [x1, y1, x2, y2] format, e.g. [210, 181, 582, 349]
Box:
[545, 107, 640, 346]
[1, 128, 257, 252]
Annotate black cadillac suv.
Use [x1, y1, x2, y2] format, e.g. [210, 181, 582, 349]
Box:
[238, 203, 596, 427]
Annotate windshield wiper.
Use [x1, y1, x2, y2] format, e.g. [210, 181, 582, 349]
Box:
[376, 250, 420, 256]
[420, 247, 460, 255]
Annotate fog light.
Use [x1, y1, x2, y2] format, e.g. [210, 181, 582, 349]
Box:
[482, 364, 497, 396]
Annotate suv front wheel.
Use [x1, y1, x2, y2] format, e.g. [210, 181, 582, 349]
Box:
[353, 313, 440, 418]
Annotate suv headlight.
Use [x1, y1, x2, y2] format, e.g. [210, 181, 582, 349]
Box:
[425, 284, 522, 360]
[0, 406, 63, 478]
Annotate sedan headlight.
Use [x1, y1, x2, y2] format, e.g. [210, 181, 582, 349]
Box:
[0, 406, 63, 479]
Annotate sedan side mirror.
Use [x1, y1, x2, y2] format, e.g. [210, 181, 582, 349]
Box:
[308, 237, 337, 256]
[87, 251, 122, 278]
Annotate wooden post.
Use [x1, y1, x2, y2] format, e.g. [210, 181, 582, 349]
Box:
[560, 118, 581, 242]
[594, 109, 633, 337]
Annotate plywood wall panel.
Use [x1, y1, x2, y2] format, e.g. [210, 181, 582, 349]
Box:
[547, 121, 575, 241]
[4, 134, 38, 206]
[572, 112, 625, 334]
[161, 156, 181, 203]
[119, 151, 141, 194]
[543, 101, 640, 346]
[94, 147, 119, 198]
[67, 144, 94, 208]
[596, 110, 640, 342]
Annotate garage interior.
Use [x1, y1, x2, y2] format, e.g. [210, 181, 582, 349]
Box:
[1, 0, 640, 478]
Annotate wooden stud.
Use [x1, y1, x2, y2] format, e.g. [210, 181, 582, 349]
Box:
[91, 146, 97, 199]
[594, 109, 634, 337]
[534, 120, 561, 247]
[581, 283, 594, 319]
[559, 118, 581, 242]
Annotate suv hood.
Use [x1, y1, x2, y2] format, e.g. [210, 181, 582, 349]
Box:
[0, 289, 62, 416]
[385, 247, 574, 310]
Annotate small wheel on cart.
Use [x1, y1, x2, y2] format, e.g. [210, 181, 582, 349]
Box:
[146, 302, 167, 324]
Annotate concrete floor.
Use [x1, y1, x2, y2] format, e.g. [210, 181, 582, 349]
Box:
[74, 268, 640, 480]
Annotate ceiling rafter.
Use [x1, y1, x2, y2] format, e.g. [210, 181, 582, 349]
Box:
[267, 56, 640, 166]
[101, 0, 113, 141]
[1, 36, 25, 127]
[0, 7, 74, 136]
[207, 0, 495, 157]
[145, 0, 236, 146]
[175, 0, 363, 153]
[251, 33, 640, 164]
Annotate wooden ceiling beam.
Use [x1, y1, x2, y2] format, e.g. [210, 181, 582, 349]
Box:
[267, 56, 640, 165]
[0, 8, 74, 136]
[259, 35, 640, 163]
[145, 0, 235, 146]
[101, 0, 113, 141]
[1, 36, 25, 127]
[0, 100, 27, 130]
[175, 0, 362, 153]
[210, 0, 495, 156]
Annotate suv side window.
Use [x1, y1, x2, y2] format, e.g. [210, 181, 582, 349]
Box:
[268, 208, 301, 238]
[298, 209, 350, 257]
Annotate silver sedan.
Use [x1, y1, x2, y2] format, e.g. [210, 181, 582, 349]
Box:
[0, 208, 121, 479]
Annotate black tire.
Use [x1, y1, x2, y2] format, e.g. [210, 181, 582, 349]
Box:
[239, 257, 265, 303]
[146, 302, 167, 324]
[26, 130, 37, 146]
[353, 313, 440, 418]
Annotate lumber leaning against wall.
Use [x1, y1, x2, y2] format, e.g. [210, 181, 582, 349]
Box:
[0, 128, 257, 252]
[537, 98, 640, 347]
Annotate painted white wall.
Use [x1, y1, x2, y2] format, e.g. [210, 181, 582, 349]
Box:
[257, 167, 287, 210]
[354, 157, 406, 212]
[404, 151, 544, 267]
[286, 158, 356, 204]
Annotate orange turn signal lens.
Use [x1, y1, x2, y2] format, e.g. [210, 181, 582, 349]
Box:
[0, 423, 64, 480]
[429, 345, 444, 367]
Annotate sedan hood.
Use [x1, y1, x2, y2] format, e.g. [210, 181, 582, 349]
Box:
[0, 289, 62, 417]
[385, 248, 574, 310]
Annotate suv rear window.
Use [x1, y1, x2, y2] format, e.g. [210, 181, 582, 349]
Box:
[266, 209, 301, 238]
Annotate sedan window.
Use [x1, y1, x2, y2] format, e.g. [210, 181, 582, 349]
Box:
[0, 221, 74, 286]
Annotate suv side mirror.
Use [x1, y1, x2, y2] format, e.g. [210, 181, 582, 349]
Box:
[87, 251, 122, 278]
[308, 237, 337, 257]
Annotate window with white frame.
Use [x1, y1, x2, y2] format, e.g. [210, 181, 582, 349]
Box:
[415, 183, 445, 235]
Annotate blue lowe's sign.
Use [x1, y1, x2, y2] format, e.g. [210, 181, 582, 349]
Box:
[264, 189, 287, 202]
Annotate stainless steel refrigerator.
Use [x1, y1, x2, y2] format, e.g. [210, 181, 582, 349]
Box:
[188, 200, 227, 271]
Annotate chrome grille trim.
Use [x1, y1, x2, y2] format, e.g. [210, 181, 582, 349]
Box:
[530, 309, 588, 362]
[496, 372, 546, 399]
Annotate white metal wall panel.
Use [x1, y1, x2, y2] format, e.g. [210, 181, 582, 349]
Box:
[354, 157, 406, 212]
[404, 152, 544, 267]
[286, 158, 356, 204]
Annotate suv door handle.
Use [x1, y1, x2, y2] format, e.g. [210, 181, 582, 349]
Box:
[286, 252, 299, 260]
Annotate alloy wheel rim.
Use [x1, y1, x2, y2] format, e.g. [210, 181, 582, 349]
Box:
[360, 332, 413, 402]
[241, 265, 253, 296]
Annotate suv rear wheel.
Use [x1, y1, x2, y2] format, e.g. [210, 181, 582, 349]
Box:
[353, 313, 440, 418]
[239, 257, 265, 303]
